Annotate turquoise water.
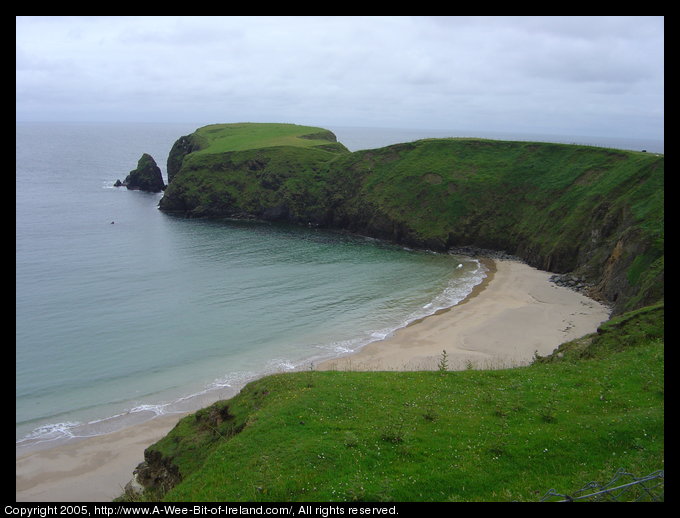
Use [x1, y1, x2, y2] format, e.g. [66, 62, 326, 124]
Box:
[16, 122, 486, 453]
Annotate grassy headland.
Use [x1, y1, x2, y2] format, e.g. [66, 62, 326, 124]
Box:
[185, 123, 349, 154]
[160, 123, 349, 221]
[160, 125, 663, 315]
[127, 123, 665, 502]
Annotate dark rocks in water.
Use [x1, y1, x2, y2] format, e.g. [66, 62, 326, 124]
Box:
[116, 153, 166, 192]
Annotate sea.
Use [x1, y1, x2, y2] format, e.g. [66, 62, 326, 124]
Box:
[15, 122, 663, 456]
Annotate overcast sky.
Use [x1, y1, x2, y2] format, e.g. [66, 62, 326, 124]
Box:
[16, 16, 664, 140]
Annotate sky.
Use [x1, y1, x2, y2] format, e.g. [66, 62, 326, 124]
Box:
[16, 16, 664, 140]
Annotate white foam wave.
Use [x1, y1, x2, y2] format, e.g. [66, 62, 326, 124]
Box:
[16, 421, 82, 444]
[129, 404, 168, 416]
[404, 258, 486, 319]
[269, 359, 297, 371]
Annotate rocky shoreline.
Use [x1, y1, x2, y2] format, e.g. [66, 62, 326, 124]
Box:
[548, 273, 588, 292]
[547, 273, 612, 311]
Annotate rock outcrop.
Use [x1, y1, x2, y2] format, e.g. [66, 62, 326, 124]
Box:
[115, 153, 166, 192]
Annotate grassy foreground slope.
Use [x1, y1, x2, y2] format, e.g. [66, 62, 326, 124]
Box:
[126, 304, 663, 502]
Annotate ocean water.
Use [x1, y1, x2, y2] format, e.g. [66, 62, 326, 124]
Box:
[15, 122, 662, 455]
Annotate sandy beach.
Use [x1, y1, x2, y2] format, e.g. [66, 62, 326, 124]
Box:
[15, 414, 184, 502]
[317, 259, 611, 371]
[15, 259, 611, 502]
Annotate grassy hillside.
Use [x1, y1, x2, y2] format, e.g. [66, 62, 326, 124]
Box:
[325, 139, 661, 252]
[322, 139, 663, 314]
[122, 304, 663, 502]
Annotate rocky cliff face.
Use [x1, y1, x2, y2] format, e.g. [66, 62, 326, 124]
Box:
[167, 135, 203, 184]
[115, 153, 166, 192]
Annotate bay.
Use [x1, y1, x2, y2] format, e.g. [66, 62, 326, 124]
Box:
[16, 121, 661, 454]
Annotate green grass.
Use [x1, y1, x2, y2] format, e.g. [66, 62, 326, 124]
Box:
[190, 123, 347, 154]
[125, 304, 663, 502]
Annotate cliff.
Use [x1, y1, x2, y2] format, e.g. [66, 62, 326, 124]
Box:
[158, 124, 663, 316]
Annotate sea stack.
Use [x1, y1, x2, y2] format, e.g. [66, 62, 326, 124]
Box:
[115, 153, 166, 192]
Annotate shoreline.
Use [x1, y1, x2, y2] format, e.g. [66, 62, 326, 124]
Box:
[15, 252, 486, 457]
[396, 256, 497, 331]
[317, 259, 610, 372]
[16, 258, 611, 502]
[16, 413, 184, 502]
